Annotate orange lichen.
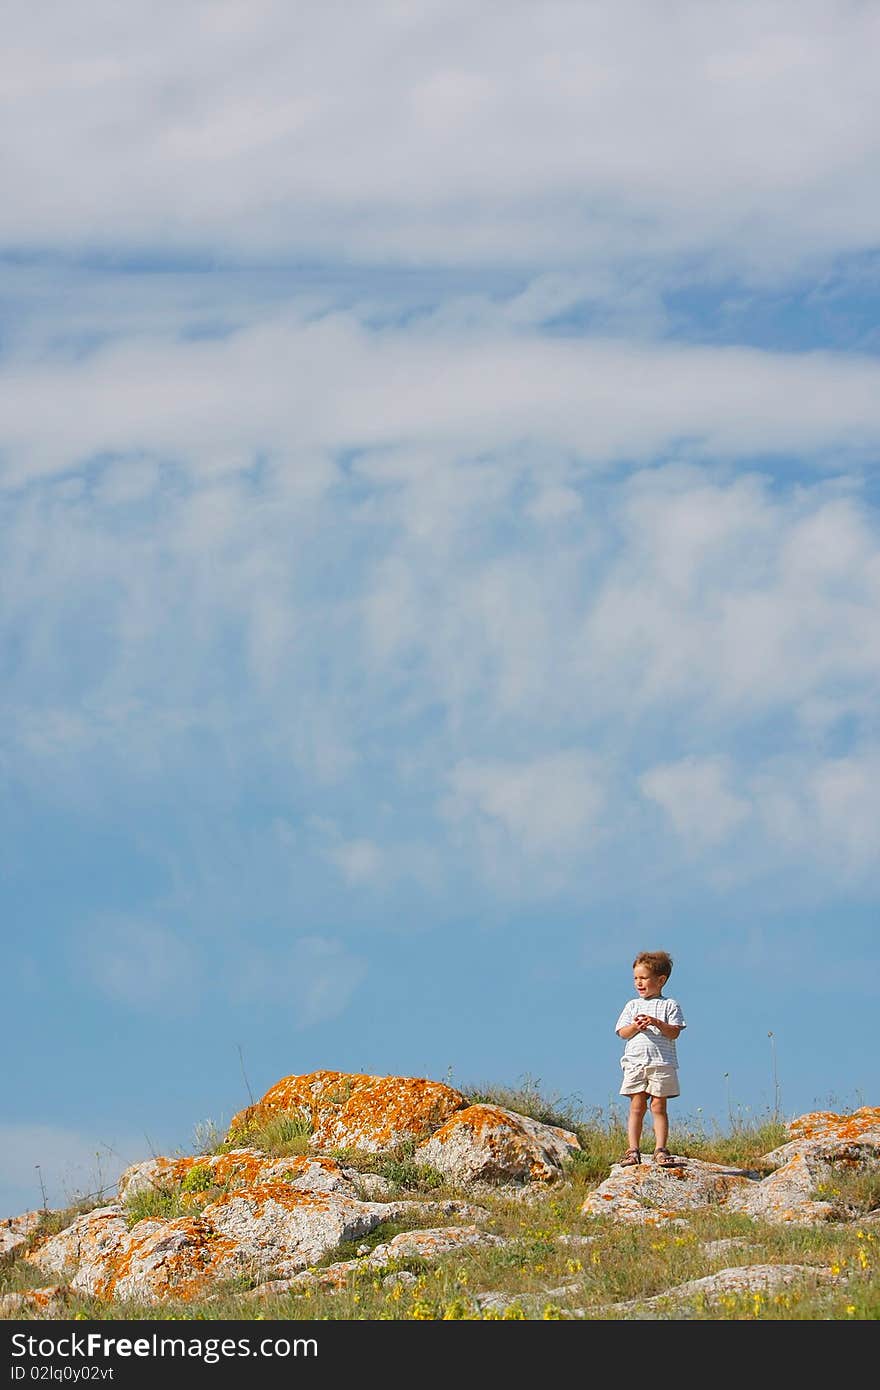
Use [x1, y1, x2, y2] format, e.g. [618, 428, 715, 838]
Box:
[204, 1184, 332, 1215]
[142, 1152, 348, 1210]
[169, 1151, 267, 1189]
[787, 1107, 880, 1142]
[228, 1071, 469, 1150]
[415, 1103, 577, 1183]
[96, 1216, 241, 1304]
[2, 1210, 52, 1236]
[446, 1105, 511, 1135]
[426, 1104, 572, 1146]
[19, 1285, 69, 1310]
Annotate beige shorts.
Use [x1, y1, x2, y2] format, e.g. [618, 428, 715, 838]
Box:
[620, 1060, 680, 1098]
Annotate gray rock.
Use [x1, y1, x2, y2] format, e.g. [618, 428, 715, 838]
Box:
[415, 1105, 580, 1185]
[582, 1156, 755, 1224]
[605, 1263, 844, 1318]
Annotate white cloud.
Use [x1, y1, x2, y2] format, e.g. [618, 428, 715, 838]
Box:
[638, 747, 880, 885]
[640, 756, 751, 848]
[2, 2, 878, 271]
[325, 838, 384, 884]
[443, 751, 605, 862]
[92, 458, 161, 506]
[2, 399, 878, 903]
[581, 468, 880, 725]
[6, 315, 880, 488]
[754, 752, 880, 879]
[8, 303, 878, 784]
[525, 485, 583, 523]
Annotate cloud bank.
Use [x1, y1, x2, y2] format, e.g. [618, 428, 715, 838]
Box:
[3, 1, 879, 273]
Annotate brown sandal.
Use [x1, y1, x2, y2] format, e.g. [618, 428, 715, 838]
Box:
[653, 1148, 678, 1167]
[619, 1148, 641, 1166]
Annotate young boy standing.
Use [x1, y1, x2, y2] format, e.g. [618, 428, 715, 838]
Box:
[615, 950, 686, 1167]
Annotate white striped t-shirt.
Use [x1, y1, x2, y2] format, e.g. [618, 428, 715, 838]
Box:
[616, 995, 686, 1066]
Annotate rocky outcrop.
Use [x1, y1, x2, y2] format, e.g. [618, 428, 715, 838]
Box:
[117, 1151, 387, 1205]
[27, 1161, 487, 1307]
[0, 1229, 27, 1260]
[580, 1155, 754, 1225]
[227, 1072, 583, 1187]
[1, 1210, 45, 1260]
[783, 1106, 880, 1148]
[720, 1108, 880, 1225]
[24, 1073, 575, 1308]
[723, 1151, 840, 1224]
[581, 1106, 880, 1227]
[0, 1285, 74, 1318]
[7, 1081, 878, 1317]
[227, 1070, 470, 1150]
[414, 1105, 581, 1185]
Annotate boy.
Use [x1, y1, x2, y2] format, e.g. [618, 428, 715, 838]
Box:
[615, 950, 686, 1167]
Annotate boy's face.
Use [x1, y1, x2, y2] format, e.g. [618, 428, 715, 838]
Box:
[633, 965, 665, 999]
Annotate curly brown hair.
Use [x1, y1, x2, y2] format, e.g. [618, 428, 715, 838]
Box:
[633, 950, 673, 980]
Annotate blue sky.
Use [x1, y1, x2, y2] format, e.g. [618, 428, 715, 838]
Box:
[2, 0, 879, 1218]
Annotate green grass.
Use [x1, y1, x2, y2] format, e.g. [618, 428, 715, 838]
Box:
[3, 1081, 877, 1321]
[123, 1185, 191, 1226]
[326, 1138, 446, 1193]
[210, 1107, 315, 1156]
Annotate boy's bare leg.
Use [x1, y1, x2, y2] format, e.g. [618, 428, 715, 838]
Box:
[650, 1096, 669, 1150]
[627, 1093, 648, 1151]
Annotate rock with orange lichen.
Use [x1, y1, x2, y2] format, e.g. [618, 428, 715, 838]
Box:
[760, 1106, 880, 1170]
[366, 1222, 505, 1262]
[582, 1190, 691, 1227]
[581, 1156, 757, 1224]
[716, 1105, 880, 1226]
[26, 1206, 131, 1293]
[413, 1104, 580, 1184]
[27, 1183, 386, 1303]
[1, 1209, 54, 1260]
[26, 1176, 485, 1306]
[2, 1210, 51, 1238]
[785, 1106, 880, 1143]
[227, 1070, 469, 1152]
[117, 1151, 368, 1205]
[26, 1190, 367, 1304]
[724, 1152, 840, 1225]
[11, 1093, 880, 1310]
[0, 1284, 75, 1318]
[194, 1185, 390, 1276]
[115, 1156, 180, 1201]
[582, 1114, 878, 1228]
[1, 1227, 27, 1259]
[90, 1214, 243, 1303]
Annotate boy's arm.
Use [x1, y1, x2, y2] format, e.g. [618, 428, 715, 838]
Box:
[650, 1017, 681, 1039]
[617, 1022, 641, 1039]
[616, 1003, 641, 1040]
